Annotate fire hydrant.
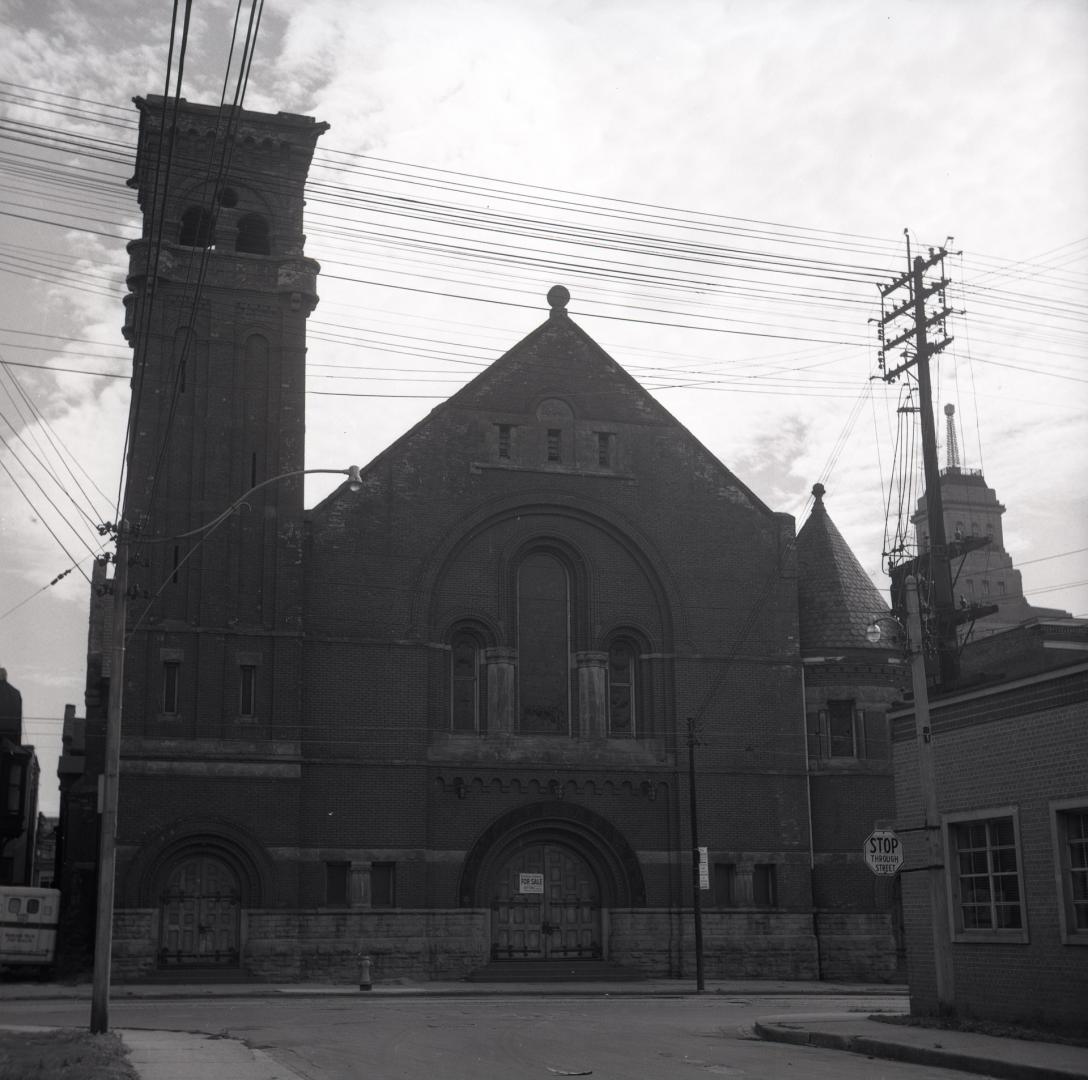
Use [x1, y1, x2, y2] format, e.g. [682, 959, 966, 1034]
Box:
[359, 953, 372, 992]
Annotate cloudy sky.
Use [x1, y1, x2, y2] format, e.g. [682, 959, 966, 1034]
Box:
[1, 0, 1086, 814]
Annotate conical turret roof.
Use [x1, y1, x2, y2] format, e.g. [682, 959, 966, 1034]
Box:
[796, 484, 891, 653]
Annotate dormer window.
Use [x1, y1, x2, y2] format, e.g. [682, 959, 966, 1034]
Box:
[497, 424, 512, 460]
[547, 429, 561, 463]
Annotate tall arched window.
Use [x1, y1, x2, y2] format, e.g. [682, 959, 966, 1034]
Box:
[518, 551, 570, 735]
[179, 206, 214, 247]
[451, 628, 484, 732]
[607, 639, 637, 737]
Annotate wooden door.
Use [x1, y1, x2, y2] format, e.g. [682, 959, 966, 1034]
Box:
[490, 843, 601, 961]
[160, 855, 240, 966]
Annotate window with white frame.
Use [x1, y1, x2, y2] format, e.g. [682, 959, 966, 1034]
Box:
[1052, 800, 1088, 944]
[945, 809, 1027, 941]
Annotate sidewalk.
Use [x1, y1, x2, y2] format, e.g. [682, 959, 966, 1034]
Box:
[3, 979, 1086, 1080]
[754, 1012, 1088, 1080]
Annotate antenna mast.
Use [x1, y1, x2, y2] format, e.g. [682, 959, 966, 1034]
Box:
[944, 404, 960, 471]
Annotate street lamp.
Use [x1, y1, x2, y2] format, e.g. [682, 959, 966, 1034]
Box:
[865, 614, 905, 646]
[90, 466, 362, 1033]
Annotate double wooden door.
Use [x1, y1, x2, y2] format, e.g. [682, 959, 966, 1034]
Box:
[491, 843, 601, 960]
[159, 855, 240, 966]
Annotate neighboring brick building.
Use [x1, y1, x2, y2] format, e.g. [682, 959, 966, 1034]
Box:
[891, 620, 1088, 1032]
[60, 97, 905, 982]
[1, 669, 41, 886]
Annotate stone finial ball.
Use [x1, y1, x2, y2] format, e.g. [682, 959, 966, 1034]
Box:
[811, 482, 826, 502]
[547, 285, 570, 310]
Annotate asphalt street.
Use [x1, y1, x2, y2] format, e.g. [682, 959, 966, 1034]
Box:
[5, 991, 998, 1079]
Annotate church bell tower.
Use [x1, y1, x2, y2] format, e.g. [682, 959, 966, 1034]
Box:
[117, 97, 328, 739]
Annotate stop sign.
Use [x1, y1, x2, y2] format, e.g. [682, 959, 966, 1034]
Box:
[864, 830, 903, 875]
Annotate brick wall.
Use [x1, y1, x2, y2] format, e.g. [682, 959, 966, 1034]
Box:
[892, 676, 1088, 1031]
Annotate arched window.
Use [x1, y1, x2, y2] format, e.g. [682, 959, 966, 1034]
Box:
[517, 551, 570, 735]
[607, 639, 637, 737]
[236, 213, 270, 255]
[179, 206, 214, 247]
[450, 628, 485, 732]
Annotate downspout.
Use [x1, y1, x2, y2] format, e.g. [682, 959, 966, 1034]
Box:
[800, 661, 822, 981]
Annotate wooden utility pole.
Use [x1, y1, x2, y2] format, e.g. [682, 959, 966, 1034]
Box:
[686, 716, 705, 993]
[905, 575, 956, 1014]
[878, 243, 959, 685]
[91, 523, 128, 1034]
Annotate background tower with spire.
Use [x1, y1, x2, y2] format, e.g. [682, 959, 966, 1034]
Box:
[911, 404, 1070, 636]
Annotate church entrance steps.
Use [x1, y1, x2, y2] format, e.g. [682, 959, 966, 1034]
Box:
[465, 959, 645, 983]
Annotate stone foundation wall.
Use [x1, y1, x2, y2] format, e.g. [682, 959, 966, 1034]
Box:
[814, 911, 902, 982]
[609, 909, 819, 979]
[111, 906, 895, 983]
[112, 908, 159, 980]
[244, 909, 489, 982]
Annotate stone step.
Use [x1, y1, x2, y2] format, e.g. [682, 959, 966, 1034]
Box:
[466, 959, 645, 983]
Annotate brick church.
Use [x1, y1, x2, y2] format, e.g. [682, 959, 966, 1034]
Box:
[59, 97, 908, 982]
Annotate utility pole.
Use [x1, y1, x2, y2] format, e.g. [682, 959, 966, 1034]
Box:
[878, 241, 959, 686]
[686, 716, 705, 993]
[905, 575, 955, 1014]
[90, 522, 129, 1034]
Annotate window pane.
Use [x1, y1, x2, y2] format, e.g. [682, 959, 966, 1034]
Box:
[162, 662, 179, 715]
[1065, 810, 1088, 930]
[451, 633, 480, 732]
[952, 816, 1022, 933]
[325, 862, 349, 907]
[753, 864, 777, 907]
[372, 863, 395, 908]
[713, 863, 735, 907]
[608, 642, 635, 737]
[518, 553, 569, 734]
[827, 700, 855, 757]
[239, 665, 256, 718]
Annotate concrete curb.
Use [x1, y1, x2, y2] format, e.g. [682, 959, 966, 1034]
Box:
[753, 1021, 1086, 1080]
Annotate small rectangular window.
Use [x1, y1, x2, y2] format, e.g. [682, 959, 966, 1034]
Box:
[947, 811, 1025, 940]
[162, 661, 180, 715]
[827, 700, 857, 758]
[371, 862, 396, 908]
[325, 862, 350, 907]
[597, 432, 612, 468]
[497, 424, 512, 460]
[713, 863, 736, 907]
[4, 759, 24, 814]
[753, 864, 777, 907]
[239, 665, 257, 719]
[547, 429, 561, 462]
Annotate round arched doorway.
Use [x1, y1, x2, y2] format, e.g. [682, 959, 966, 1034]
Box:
[460, 802, 646, 964]
[491, 841, 601, 960]
[158, 854, 241, 968]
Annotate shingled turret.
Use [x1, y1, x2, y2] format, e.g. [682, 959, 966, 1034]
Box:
[796, 483, 893, 654]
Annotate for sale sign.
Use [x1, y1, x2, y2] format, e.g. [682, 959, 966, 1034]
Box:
[864, 830, 903, 875]
[519, 873, 544, 894]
